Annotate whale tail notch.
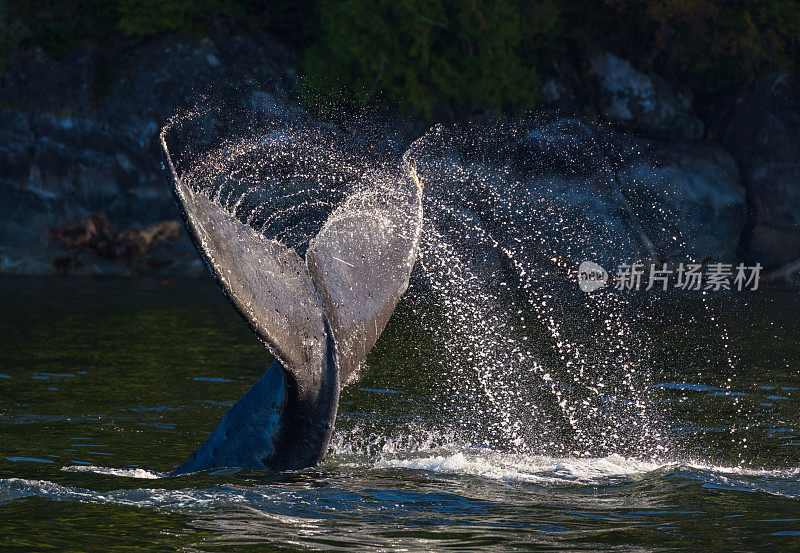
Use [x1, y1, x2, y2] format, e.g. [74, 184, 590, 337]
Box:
[160, 112, 422, 473]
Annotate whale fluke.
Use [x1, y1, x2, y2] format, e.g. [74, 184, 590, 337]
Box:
[308, 178, 423, 384]
[160, 113, 421, 473]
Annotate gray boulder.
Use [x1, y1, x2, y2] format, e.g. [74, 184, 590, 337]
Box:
[721, 74, 800, 272]
[589, 51, 704, 140]
[409, 117, 747, 289]
[410, 118, 648, 285]
[613, 135, 746, 263]
[0, 32, 300, 275]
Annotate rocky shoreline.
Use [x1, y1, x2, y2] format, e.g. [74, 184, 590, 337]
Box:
[1, 32, 798, 282]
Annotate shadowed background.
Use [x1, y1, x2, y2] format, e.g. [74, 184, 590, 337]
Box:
[1, 0, 799, 281]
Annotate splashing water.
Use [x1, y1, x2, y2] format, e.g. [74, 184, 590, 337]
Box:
[402, 120, 665, 459]
[159, 109, 755, 465]
[1, 86, 797, 548]
[2, 257, 798, 550]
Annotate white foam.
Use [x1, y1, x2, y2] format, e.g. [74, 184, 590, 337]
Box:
[0, 477, 79, 503]
[0, 477, 227, 509]
[350, 432, 800, 497]
[374, 450, 666, 484]
[683, 462, 800, 479]
[371, 446, 800, 485]
[61, 465, 166, 479]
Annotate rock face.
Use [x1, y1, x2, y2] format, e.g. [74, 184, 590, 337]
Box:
[0, 37, 788, 281]
[0, 32, 299, 275]
[613, 135, 746, 263]
[721, 74, 800, 271]
[410, 117, 746, 288]
[589, 51, 704, 140]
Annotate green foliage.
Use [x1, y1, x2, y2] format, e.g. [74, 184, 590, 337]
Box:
[260, 0, 319, 48]
[2, 0, 798, 119]
[116, 0, 245, 37]
[0, 6, 29, 68]
[597, 0, 800, 96]
[7, 0, 116, 59]
[3, 0, 259, 57]
[304, 0, 800, 117]
[303, 0, 562, 118]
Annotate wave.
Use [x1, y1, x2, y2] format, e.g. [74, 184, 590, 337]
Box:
[373, 451, 665, 484]
[3, 431, 800, 512]
[61, 465, 165, 479]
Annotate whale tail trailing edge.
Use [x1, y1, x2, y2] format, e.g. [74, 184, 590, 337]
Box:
[160, 112, 422, 472]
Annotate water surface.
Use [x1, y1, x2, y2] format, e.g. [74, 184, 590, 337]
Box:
[1, 275, 799, 551]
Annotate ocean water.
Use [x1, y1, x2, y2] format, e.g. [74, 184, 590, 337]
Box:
[1, 275, 800, 552]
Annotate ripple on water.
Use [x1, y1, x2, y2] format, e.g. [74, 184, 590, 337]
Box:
[1, 446, 799, 511]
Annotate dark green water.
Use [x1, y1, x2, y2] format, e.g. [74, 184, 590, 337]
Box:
[2, 275, 800, 552]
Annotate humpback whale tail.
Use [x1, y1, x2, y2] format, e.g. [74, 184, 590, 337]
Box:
[160, 112, 422, 473]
